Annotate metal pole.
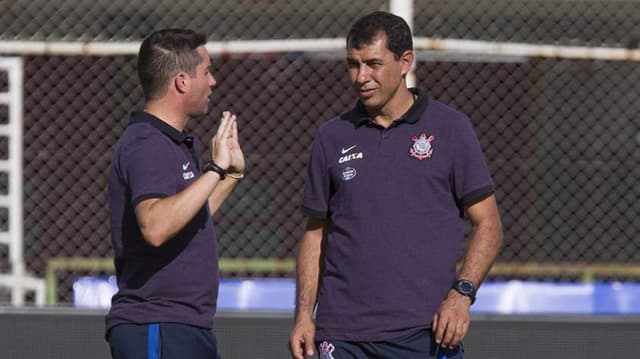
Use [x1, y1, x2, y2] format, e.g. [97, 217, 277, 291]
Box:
[390, 0, 416, 87]
[7, 58, 25, 305]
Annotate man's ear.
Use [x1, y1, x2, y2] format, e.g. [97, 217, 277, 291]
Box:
[174, 72, 189, 94]
[400, 50, 414, 76]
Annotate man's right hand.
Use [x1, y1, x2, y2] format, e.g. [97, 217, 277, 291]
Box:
[289, 317, 316, 359]
[210, 111, 235, 170]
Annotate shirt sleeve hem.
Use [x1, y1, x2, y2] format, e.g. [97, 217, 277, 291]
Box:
[132, 193, 169, 208]
[301, 205, 328, 219]
[460, 185, 494, 207]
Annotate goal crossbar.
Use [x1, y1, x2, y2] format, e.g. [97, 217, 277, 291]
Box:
[1, 38, 639, 61]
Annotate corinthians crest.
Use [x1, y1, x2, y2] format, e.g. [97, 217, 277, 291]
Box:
[318, 341, 335, 359]
[409, 133, 436, 160]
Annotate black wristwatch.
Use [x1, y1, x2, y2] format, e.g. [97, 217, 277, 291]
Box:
[202, 160, 227, 180]
[453, 279, 477, 305]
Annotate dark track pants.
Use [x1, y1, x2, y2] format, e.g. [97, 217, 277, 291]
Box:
[316, 329, 463, 359]
[108, 323, 220, 359]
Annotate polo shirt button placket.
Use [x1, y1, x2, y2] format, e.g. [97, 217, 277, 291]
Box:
[380, 128, 392, 156]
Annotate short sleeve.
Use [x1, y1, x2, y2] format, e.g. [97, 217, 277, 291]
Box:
[451, 116, 495, 207]
[118, 137, 176, 207]
[302, 132, 330, 218]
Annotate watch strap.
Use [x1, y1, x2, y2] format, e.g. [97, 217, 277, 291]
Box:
[453, 279, 477, 305]
[203, 160, 227, 180]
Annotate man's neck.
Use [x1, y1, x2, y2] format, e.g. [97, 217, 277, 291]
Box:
[144, 102, 188, 132]
[369, 87, 415, 128]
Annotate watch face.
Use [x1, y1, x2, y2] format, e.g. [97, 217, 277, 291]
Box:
[455, 280, 476, 304]
[459, 281, 473, 294]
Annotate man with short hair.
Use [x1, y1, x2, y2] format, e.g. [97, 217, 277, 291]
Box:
[289, 11, 502, 359]
[106, 28, 244, 358]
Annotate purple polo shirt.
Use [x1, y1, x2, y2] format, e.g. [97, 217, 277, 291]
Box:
[106, 111, 219, 333]
[303, 88, 494, 341]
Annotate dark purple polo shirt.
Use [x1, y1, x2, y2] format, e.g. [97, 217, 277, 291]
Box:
[303, 88, 494, 341]
[106, 111, 219, 333]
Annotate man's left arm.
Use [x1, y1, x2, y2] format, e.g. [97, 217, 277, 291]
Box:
[432, 193, 503, 349]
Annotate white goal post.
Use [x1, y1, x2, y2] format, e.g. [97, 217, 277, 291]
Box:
[0, 57, 46, 306]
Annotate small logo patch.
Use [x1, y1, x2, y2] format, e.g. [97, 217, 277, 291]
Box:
[342, 167, 357, 181]
[341, 145, 357, 154]
[319, 341, 335, 359]
[409, 133, 435, 160]
[183, 171, 195, 180]
[182, 161, 190, 170]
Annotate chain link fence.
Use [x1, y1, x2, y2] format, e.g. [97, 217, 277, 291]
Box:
[0, 0, 639, 304]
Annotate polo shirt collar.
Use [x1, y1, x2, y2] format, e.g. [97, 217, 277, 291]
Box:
[129, 111, 193, 145]
[352, 87, 428, 127]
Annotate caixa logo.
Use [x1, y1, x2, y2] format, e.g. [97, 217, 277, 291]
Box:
[338, 152, 363, 164]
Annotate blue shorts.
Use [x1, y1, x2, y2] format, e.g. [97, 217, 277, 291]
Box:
[108, 323, 219, 359]
[316, 329, 463, 359]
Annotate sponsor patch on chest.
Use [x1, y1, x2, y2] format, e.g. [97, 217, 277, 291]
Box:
[341, 166, 357, 181]
[181, 161, 195, 180]
[339, 152, 363, 164]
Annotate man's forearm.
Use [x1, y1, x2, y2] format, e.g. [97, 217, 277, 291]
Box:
[208, 176, 240, 215]
[459, 220, 502, 286]
[459, 195, 503, 286]
[294, 220, 325, 321]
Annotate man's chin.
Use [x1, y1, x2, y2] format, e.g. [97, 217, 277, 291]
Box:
[189, 109, 210, 118]
[359, 96, 380, 109]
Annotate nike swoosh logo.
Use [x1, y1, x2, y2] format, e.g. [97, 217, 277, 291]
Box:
[182, 162, 190, 170]
[341, 145, 357, 154]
